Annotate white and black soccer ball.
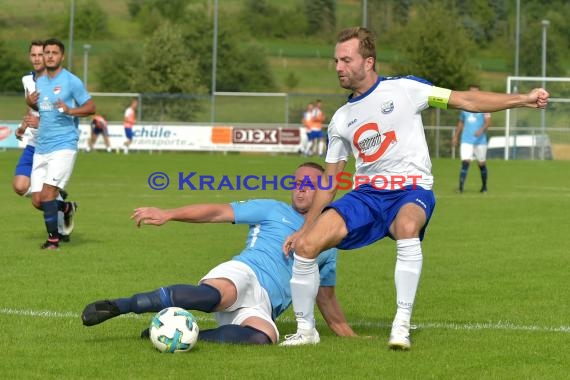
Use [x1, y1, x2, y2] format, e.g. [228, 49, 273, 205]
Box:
[149, 307, 199, 353]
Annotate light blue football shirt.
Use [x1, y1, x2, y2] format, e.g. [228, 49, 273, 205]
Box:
[231, 199, 337, 320]
[459, 111, 489, 145]
[35, 68, 91, 154]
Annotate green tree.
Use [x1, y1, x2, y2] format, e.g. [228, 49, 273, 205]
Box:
[96, 47, 140, 92]
[392, 2, 477, 90]
[56, 0, 111, 39]
[0, 41, 28, 92]
[305, 0, 336, 38]
[134, 23, 206, 122]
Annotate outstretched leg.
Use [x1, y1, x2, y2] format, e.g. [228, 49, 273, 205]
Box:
[81, 284, 221, 326]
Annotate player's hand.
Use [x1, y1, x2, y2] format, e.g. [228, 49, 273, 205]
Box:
[283, 230, 302, 257]
[15, 125, 25, 140]
[528, 88, 550, 109]
[131, 207, 168, 227]
[24, 114, 39, 129]
[56, 99, 69, 113]
[26, 91, 39, 108]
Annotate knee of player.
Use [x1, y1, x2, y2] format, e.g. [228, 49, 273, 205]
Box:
[392, 220, 422, 239]
[294, 236, 321, 259]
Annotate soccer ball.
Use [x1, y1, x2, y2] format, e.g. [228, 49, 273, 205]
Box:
[149, 307, 199, 353]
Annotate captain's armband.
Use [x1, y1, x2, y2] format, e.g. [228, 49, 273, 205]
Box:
[428, 86, 452, 109]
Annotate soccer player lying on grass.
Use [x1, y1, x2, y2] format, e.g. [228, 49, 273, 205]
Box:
[81, 162, 356, 344]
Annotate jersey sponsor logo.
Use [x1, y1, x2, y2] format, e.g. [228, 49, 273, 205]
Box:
[381, 100, 394, 114]
[353, 123, 396, 162]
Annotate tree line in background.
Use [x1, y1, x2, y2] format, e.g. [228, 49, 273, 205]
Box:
[0, 0, 568, 121]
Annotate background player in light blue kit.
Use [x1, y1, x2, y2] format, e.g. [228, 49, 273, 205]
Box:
[26, 38, 96, 249]
[452, 84, 491, 193]
[81, 162, 356, 344]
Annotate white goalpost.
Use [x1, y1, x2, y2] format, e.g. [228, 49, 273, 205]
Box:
[505, 76, 570, 160]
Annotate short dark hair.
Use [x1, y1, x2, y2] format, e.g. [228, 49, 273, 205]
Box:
[298, 162, 325, 173]
[43, 38, 65, 54]
[337, 27, 376, 68]
[29, 40, 45, 51]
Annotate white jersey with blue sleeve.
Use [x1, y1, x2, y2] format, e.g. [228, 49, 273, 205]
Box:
[21, 72, 39, 147]
[35, 69, 91, 154]
[326, 76, 450, 190]
[231, 199, 337, 320]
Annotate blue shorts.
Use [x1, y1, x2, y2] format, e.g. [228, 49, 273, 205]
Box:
[92, 126, 108, 136]
[307, 130, 324, 140]
[325, 184, 436, 250]
[14, 145, 35, 177]
[125, 128, 133, 140]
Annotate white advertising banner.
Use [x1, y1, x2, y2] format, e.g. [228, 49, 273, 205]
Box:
[78, 123, 306, 153]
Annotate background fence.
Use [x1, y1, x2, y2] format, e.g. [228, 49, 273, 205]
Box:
[1, 91, 569, 160]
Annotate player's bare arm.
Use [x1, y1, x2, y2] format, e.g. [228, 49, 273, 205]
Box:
[132, 204, 235, 227]
[25, 91, 39, 110]
[316, 286, 357, 337]
[448, 88, 549, 112]
[57, 98, 96, 117]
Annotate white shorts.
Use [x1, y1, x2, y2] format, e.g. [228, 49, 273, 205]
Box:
[200, 260, 278, 340]
[30, 149, 77, 193]
[460, 143, 487, 162]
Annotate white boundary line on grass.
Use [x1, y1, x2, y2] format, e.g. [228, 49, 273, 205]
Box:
[1, 307, 569, 334]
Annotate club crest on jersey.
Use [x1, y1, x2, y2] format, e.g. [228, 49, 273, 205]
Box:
[381, 101, 394, 114]
[53, 86, 61, 95]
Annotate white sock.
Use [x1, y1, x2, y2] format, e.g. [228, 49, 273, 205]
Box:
[394, 238, 423, 323]
[317, 140, 325, 155]
[290, 253, 319, 331]
[56, 193, 65, 234]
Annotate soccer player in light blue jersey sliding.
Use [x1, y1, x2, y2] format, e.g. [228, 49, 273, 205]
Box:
[26, 38, 96, 250]
[452, 85, 491, 193]
[81, 163, 356, 345]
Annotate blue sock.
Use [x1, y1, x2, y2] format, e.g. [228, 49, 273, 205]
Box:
[114, 283, 221, 314]
[459, 161, 469, 190]
[41, 200, 59, 239]
[479, 164, 488, 189]
[199, 325, 272, 345]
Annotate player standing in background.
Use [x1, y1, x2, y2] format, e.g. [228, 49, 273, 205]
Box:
[13, 40, 69, 241]
[86, 114, 112, 153]
[281, 27, 549, 349]
[452, 85, 491, 193]
[122, 98, 138, 155]
[301, 102, 315, 156]
[312, 99, 326, 157]
[26, 38, 96, 250]
[82, 163, 356, 345]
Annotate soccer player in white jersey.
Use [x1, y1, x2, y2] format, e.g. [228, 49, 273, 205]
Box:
[281, 27, 549, 349]
[13, 40, 69, 241]
[452, 84, 491, 193]
[13, 40, 45, 196]
[81, 163, 356, 345]
[27, 38, 96, 250]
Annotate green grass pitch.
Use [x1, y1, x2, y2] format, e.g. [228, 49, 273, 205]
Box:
[0, 150, 569, 379]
